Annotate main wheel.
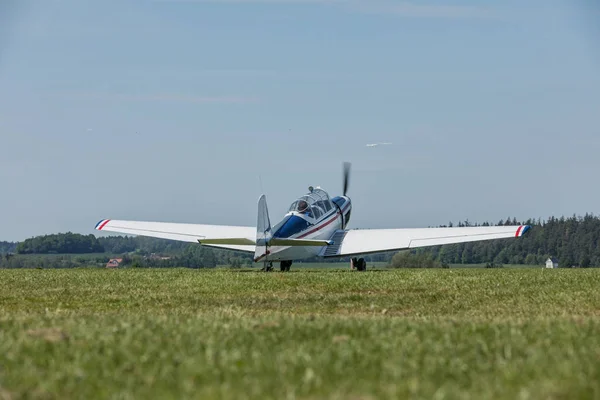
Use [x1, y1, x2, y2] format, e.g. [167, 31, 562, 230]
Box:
[357, 258, 366, 271]
[280, 260, 292, 272]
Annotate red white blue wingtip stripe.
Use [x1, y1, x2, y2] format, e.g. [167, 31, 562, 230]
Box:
[95, 219, 111, 230]
[515, 225, 531, 237]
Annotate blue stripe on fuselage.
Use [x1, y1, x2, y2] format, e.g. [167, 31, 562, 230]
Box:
[273, 215, 311, 238]
[273, 201, 350, 239]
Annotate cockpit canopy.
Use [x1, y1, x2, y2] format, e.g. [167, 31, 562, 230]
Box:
[288, 187, 334, 220]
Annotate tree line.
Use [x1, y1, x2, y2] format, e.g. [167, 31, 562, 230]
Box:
[0, 244, 247, 269]
[3, 232, 250, 269]
[0, 241, 16, 254]
[16, 233, 104, 254]
[413, 214, 600, 268]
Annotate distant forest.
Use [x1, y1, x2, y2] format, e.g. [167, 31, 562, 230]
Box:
[2, 233, 248, 269]
[417, 214, 600, 268]
[2, 214, 600, 268]
[0, 241, 17, 254]
[15, 233, 104, 254]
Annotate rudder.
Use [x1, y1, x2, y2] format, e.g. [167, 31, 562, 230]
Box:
[256, 194, 272, 243]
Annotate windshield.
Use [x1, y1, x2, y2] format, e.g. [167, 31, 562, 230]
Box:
[288, 188, 333, 219]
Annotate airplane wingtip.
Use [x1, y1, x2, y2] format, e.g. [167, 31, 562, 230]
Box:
[95, 219, 111, 230]
[516, 225, 531, 237]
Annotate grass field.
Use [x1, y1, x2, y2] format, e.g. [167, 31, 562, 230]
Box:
[1, 268, 599, 399]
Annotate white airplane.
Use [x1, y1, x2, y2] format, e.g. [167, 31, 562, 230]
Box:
[366, 142, 392, 147]
[94, 162, 530, 271]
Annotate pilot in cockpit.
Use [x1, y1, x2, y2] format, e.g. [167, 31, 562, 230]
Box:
[297, 200, 312, 217]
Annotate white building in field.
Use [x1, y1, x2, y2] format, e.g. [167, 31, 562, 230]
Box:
[545, 257, 558, 268]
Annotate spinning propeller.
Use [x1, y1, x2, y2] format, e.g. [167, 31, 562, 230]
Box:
[343, 161, 351, 197]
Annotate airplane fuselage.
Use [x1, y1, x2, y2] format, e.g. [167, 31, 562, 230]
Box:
[254, 195, 351, 262]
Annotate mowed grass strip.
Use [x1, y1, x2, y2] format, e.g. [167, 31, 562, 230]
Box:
[0, 268, 599, 399]
[1, 268, 598, 318]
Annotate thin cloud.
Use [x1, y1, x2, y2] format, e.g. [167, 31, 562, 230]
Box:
[350, 2, 494, 19]
[151, 0, 495, 19]
[71, 92, 260, 104]
[153, 0, 346, 3]
[113, 94, 260, 104]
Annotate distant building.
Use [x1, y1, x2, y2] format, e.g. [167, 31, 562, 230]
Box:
[545, 257, 558, 268]
[106, 258, 123, 268]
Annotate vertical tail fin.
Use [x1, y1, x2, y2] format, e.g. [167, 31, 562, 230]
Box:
[255, 194, 272, 261]
[256, 194, 272, 242]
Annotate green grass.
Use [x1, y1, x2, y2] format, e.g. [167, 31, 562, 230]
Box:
[448, 263, 540, 269]
[0, 268, 599, 399]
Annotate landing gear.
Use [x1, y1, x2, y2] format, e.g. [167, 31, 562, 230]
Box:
[260, 261, 274, 272]
[280, 260, 292, 272]
[260, 260, 291, 272]
[351, 257, 367, 271]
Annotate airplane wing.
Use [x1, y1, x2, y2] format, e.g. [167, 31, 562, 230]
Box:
[94, 219, 256, 253]
[321, 225, 531, 257]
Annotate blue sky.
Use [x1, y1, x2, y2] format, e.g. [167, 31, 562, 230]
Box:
[1, 0, 599, 241]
